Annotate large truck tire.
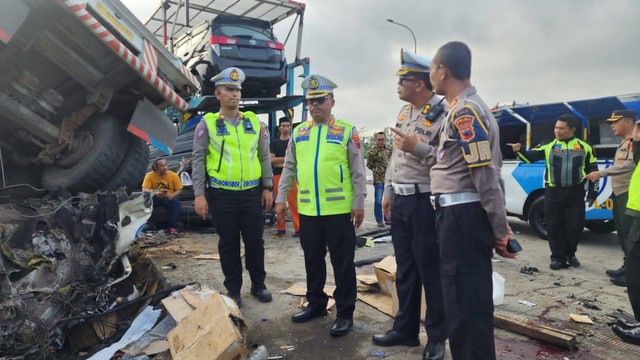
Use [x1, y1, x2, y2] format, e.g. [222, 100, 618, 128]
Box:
[104, 136, 150, 193]
[41, 114, 128, 193]
[528, 196, 548, 240]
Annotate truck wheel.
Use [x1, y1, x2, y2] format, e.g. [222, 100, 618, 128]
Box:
[585, 220, 616, 234]
[528, 196, 548, 240]
[103, 136, 150, 193]
[41, 114, 128, 193]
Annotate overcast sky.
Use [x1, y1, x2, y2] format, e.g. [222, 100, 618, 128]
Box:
[123, 0, 640, 136]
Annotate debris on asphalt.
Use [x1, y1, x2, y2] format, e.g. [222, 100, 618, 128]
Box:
[373, 235, 392, 243]
[369, 349, 386, 358]
[577, 298, 602, 311]
[494, 312, 578, 349]
[520, 266, 539, 275]
[519, 300, 537, 307]
[193, 253, 220, 260]
[570, 314, 594, 324]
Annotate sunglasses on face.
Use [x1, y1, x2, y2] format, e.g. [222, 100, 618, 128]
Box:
[307, 96, 329, 105]
[398, 77, 419, 86]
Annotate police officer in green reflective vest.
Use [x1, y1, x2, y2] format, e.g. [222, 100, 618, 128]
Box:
[192, 67, 274, 307]
[276, 74, 367, 337]
[509, 114, 598, 270]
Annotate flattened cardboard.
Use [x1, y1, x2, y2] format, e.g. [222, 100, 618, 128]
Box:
[281, 283, 336, 297]
[356, 274, 379, 285]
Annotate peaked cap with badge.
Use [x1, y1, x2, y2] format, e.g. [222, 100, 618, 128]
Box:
[211, 67, 245, 89]
[301, 74, 338, 99]
[396, 48, 431, 76]
[606, 109, 638, 122]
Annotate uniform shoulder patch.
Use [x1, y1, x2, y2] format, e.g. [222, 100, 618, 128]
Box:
[196, 127, 206, 139]
[352, 133, 361, 150]
[260, 124, 268, 139]
[452, 106, 492, 167]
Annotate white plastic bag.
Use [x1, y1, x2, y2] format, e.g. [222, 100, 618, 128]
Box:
[492, 271, 505, 305]
[180, 172, 193, 186]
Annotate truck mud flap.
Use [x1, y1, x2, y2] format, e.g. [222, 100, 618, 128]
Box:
[0, 1, 29, 45]
[127, 97, 178, 155]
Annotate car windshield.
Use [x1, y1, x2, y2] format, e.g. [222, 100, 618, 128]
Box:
[216, 24, 274, 41]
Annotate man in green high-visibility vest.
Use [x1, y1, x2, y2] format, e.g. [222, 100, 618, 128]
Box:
[192, 67, 274, 308]
[276, 74, 367, 337]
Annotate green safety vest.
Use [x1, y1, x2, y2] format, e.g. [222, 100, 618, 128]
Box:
[517, 137, 597, 187]
[204, 111, 262, 190]
[293, 117, 354, 216]
[627, 160, 640, 216]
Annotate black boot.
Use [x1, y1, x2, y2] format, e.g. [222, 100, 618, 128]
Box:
[606, 265, 625, 278]
[612, 325, 640, 345]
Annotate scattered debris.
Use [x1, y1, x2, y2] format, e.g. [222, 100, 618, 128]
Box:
[518, 300, 537, 307]
[281, 283, 335, 297]
[520, 266, 539, 275]
[88, 306, 162, 360]
[576, 297, 601, 311]
[193, 253, 219, 260]
[354, 255, 387, 267]
[369, 349, 386, 358]
[247, 345, 269, 360]
[570, 314, 594, 324]
[494, 312, 577, 349]
[372, 235, 392, 243]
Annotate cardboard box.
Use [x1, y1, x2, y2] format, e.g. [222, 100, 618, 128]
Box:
[373, 255, 426, 320]
[167, 293, 248, 360]
[373, 255, 397, 297]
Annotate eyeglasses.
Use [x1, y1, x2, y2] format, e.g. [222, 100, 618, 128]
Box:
[398, 77, 418, 86]
[307, 96, 329, 105]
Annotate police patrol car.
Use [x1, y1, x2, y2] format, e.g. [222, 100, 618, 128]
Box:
[496, 94, 640, 239]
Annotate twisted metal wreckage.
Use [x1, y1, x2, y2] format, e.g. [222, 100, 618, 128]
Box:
[0, 186, 154, 358]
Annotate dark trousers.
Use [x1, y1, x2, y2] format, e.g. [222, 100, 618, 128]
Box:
[391, 192, 446, 342]
[436, 201, 496, 360]
[545, 186, 585, 261]
[626, 219, 640, 321]
[209, 186, 266, 295]
[299, 213, 357, 320]
[150, 196, 180, 228]
[613, 192, 633, 260]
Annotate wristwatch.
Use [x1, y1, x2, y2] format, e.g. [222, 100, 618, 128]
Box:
[264, 185, 274, 191]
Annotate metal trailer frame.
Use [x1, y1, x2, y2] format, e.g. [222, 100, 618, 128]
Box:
[144, 0, 310, 136]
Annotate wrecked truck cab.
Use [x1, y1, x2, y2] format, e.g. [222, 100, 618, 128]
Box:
[0, 0, 199, 194]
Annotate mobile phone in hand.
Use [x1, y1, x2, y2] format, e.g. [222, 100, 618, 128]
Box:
[507, 239, 522, 253]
